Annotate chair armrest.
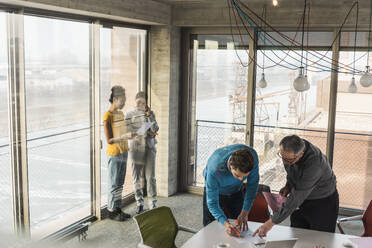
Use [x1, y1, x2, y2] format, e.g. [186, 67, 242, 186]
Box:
[178, 225, 198, 234]
[137, 243, 152, 248]
[337, 215, 363, 234]
[337, 215, 363, 223]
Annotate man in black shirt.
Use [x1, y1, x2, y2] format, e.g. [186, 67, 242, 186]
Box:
[254, 135, 339, 237]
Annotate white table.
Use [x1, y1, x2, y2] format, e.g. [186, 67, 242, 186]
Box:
[181, 220, 357, 248]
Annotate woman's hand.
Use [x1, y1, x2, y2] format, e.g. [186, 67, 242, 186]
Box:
[121, 132, 136, 140]
[145, 106, 152, 116]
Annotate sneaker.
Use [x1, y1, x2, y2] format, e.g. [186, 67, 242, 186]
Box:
[108, 210, 126, 221]
[136, 205, 144, 215]
[108, 208, 131, 221]
[120, 211, 131, 219]
[149, 203, 157, 210]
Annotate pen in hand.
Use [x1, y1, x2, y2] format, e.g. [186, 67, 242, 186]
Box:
[231, 226, 241, 238]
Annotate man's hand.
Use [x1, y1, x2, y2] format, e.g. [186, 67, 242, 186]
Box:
[252, 219, 275, 238]
[279, 185, 290, 197]
[223, 221, 240, 237]
[236, 210, 249, 231]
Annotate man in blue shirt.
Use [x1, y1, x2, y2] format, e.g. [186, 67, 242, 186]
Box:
[203, 144, 259, 236]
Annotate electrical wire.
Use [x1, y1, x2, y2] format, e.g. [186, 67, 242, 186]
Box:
[232, 0, 363, 74]
[352, 1, 359, 77]
[232, 0, 345, 72]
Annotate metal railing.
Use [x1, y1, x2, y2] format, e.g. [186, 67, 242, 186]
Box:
[193, 119, 372, 210]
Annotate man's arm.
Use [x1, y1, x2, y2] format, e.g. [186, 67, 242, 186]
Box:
[147, 109, 159, 133]
[206, 172, 227, 224]
[285, 173, 295, 190]
[271, 161, 322, 224]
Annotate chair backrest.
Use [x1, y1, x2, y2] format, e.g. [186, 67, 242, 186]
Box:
[362, 200, 372, 237]
[134, 206, 178, 248]
[248, 184, 270, 223]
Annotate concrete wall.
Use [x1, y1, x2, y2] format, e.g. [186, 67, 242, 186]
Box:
[150, 26, 181, 196]
[171, 0, 372, 27]
[0, 0, 171, 25]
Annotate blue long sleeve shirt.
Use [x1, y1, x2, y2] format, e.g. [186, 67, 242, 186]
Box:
[203, 144, 259, 224]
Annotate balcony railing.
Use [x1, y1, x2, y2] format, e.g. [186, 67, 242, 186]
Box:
[193, 119, 372, 210]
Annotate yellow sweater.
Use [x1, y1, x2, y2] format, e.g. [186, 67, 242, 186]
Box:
[103, 111, 129, 156]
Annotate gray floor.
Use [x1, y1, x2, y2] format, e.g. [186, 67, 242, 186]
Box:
[59, 193, 364, 248]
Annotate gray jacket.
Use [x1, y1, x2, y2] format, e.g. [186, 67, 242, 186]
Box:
[271, 139, 337, 224]
[125, 109, 159, 164]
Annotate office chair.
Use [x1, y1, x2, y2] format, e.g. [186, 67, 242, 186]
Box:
[133, 206, 197, 248]
[248, 184, 271, 223]
[337, 200, 372, 237]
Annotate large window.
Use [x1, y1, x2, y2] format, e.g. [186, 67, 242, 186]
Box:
[335, 50, 372, 210]
[185, 30, 372, 212]
[254, 49, 331, 191]
[0, 12, 12, 234]
[100, 27, 147, 206]
[0, 8, 149, 237]
[190, 35, 249, 186]
[24, 16, 91, 237]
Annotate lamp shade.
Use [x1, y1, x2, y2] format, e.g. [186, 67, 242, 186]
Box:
[258, 73, 267, 88]
[348, 77, 357, 93]
[359, 66, 372, 87]
[293, 67, 310, 92]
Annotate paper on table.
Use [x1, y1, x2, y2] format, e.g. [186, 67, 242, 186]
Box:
[349, 237, 372, 248]
[233, 229, 266, 245]
[262, 192, 287, 212]
[136, 122, 154, 136]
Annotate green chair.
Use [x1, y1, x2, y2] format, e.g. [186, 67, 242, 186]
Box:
[133, 206, 197, 248]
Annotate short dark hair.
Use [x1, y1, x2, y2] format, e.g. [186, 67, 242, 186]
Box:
[109, 85, 126, 103]
[279, 135, 305, 155]
[135, 91, 147, 100]
[230, 148, 254, 173]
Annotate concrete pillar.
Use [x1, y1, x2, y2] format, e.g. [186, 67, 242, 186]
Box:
[150, 26, 180, 196]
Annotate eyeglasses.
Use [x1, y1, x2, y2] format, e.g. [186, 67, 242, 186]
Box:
[277, 151, 300, 164]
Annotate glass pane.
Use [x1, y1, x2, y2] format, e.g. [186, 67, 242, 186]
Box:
[341, 32, 372, 47]
[196, 34, 250, 49]
[0, 12, 12, 234]
[100, 27, 146, 207]
[254, 49, 331, 192]
[335, 51, 372, 210]
[191, 35, 248, 186]
[258, 32, 334, 47]
[24, 16, 90, 237]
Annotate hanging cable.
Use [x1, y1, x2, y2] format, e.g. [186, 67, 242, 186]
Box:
[367, 0, 372, 66]
[352, 1, 359, 77]
[261, 5, 266, 73]
[305, 0, 310, 75]
[300, 0, 307, 67]
[233, 0, 342, 72]
[235, 0, 362, 73]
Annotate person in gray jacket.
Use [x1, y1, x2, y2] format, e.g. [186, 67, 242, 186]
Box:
[253, 135, 338, 237]
[125, 92, 159, 214]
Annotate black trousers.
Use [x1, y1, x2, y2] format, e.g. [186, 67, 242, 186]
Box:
[203, 187, 244, 226]
[290, 189, 339, 233]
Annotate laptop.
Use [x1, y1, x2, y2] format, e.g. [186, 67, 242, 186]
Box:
[256, 238, 298, 248]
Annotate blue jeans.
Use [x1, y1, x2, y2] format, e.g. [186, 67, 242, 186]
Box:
[107, 152, 128, 211]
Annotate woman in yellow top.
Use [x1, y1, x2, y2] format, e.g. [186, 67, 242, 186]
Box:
[103, 85, 135, 221]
